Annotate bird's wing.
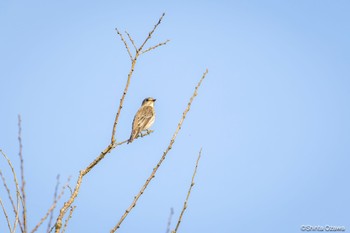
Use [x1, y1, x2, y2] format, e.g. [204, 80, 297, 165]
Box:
[136, 106, 154, 129]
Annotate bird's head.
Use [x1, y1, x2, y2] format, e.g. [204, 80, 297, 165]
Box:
[142, 97, 156, 106]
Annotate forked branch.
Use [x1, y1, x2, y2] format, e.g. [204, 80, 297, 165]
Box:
[54, 13, 167, 233]
[111, 13, 168, 144]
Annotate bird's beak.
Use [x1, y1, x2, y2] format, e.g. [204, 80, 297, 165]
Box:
[153, 99, 156, 102]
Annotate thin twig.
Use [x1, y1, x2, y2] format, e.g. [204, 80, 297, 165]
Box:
[0, 170, 16, 218]
[31, 176, 71, 233]
[125, 31, 137, 51]
[115, 28, 133, 61]
[0, 149, 21, 233]
[172, 148, 202, 233]
[61, 206, 76, 233]
[138, 12, 165, 52]
[110, 69, 208, 233]
[0, 170, 24, 233]
[141, 39, 170, 55]
[0, 198, 13, 232]
[165, 208, 174, 233]
[47, 175, 60, 233]
[113, 130, 154, 149]
[110, 58, 137, 144]
[18, 115, 27, 233]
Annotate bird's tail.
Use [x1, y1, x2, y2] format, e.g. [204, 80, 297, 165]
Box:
[127, 130, 137, 144]
[127, 136, 133, 144]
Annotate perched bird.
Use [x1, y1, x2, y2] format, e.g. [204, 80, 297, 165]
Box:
[128, 97, 156, 143]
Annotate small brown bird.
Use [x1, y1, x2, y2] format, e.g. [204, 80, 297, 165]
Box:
[128, 97, 156, 143]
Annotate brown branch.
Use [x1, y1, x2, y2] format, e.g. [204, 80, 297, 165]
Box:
[115, 28, 133, 61]
[0, 198, 12, 232]
[172, 148, 202, 233]
[18, 114, 27, 233]
[0, 170, 16, 218]
[110, 69, 208, 233]
[138, 12, 165, 52]
[0, 170, 24, 233]
[46, 175, 60, 233]
[31, 176, 71, 233]
[54, 171, 81, 232]
[0, 149, 21, 233]
[165, 207, 174, 233]
[141, 39, 170, 55]
[110, 57, 136, 144]
[125, 31, 137, 51]
[61, 206, 76, 233]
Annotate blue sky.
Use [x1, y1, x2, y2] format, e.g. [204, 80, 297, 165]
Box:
[1, 1, 350, 233]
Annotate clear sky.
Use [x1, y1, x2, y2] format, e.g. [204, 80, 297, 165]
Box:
[1, 1, 350, 233]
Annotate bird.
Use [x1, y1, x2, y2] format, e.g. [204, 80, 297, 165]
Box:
[128, 97, 156, 143]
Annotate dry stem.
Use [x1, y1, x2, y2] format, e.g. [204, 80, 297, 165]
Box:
[141, 39, 170, 55]
[165, 208, 174, 233]
[18, 115, 27, 233]
[0, 171, 17, 223]
[110, 69, 208, 232]
[110, 56, 136, 144]
[115, 29, 133, 61]
[47, 175, 60, 233]
[0, 149, 21, 233]
[61, 206, 76, 233]
[0, 198, 12, 232]
[31, 176, 71, 233]
[125, 31, 137, 51]
[172, 148, 202, 233]
[138, 13, 165, 52]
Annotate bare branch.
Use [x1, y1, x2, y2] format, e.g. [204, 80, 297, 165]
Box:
[165, 208, 174, 233]
[172, 148, 202, 233]
[125, 31, 137, 51]
[138, 12, 166, 52]
[110, 69, 208, 232]
[0, 198, 13, 232]
[47, 175, 60, 233]
[110, 58, 137, 144]
[54, 130, 154, 232]
[115, 28, 133, 61]
[0, 149, 21, 233]
[0, 170, 24, 233]
[61, 206, 76, 233]
[55, 172, 84, 233]
[31, 176, 71, 233]
[113, 130, 154, 148]
[18, 114, 27, 233]
[141, 39, 170, 55]
[0, 170, 16, 218]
